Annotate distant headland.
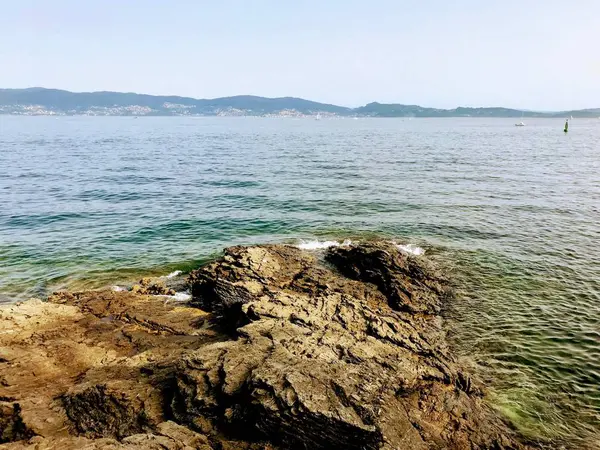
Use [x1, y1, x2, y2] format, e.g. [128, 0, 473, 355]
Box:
[1, 87, 599, 118]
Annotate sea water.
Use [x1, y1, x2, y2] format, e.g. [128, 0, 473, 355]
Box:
[0, 116, 598, 446]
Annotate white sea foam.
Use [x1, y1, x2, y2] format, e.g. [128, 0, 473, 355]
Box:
[394, 243, 425, 256]
[111, 285, 126, 292]
[171, 292, 191, 301]
[162, 292, 192, 306]
[296, 239, 352, 250]
[165, 270, 182, 279]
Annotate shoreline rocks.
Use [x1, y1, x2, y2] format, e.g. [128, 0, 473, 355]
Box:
[0, 243, 531, 449]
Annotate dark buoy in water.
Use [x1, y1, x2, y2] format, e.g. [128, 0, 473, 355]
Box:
[564, 118, 569, 133]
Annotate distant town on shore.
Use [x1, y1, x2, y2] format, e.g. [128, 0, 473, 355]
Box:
[1, 87, 599, 118]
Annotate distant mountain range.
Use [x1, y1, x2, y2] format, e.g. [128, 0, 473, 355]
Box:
[1, 87, 599, 118]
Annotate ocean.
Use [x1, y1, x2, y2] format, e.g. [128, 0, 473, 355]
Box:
[0, 115, 598, 446]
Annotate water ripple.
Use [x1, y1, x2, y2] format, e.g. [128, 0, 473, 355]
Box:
[0, 116, 599, 447]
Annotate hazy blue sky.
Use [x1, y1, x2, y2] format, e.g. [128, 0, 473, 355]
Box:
[1, 0, 599, 109]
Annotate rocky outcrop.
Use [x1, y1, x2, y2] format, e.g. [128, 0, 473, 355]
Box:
[0, 243, 530, 449]
[0, 292, 218, 449]
[177, 243, 524, 449]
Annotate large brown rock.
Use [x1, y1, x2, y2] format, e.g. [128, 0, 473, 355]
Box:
[0, 292, 216, 448]
[177, 243, 527, 449]
[0, 243, 537, 449]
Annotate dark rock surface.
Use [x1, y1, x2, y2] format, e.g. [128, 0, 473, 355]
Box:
[0, 243, 535, 449]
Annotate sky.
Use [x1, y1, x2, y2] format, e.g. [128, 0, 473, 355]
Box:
[1, 0, 599, 110]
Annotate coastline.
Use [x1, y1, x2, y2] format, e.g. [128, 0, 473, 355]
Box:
[0, 242, 537, 449]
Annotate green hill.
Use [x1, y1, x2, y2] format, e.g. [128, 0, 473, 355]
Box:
[1, 88, 598, 117]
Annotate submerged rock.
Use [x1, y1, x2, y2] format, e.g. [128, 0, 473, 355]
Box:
[0, 243, 532, 449]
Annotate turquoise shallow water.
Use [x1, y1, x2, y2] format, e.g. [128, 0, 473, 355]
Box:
[0, 116, 599, 446]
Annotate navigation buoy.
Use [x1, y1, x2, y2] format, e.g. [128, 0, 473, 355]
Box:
[564, 119, 569, 133]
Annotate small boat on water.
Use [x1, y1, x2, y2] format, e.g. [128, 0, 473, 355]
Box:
[515, 121, 525, 127]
